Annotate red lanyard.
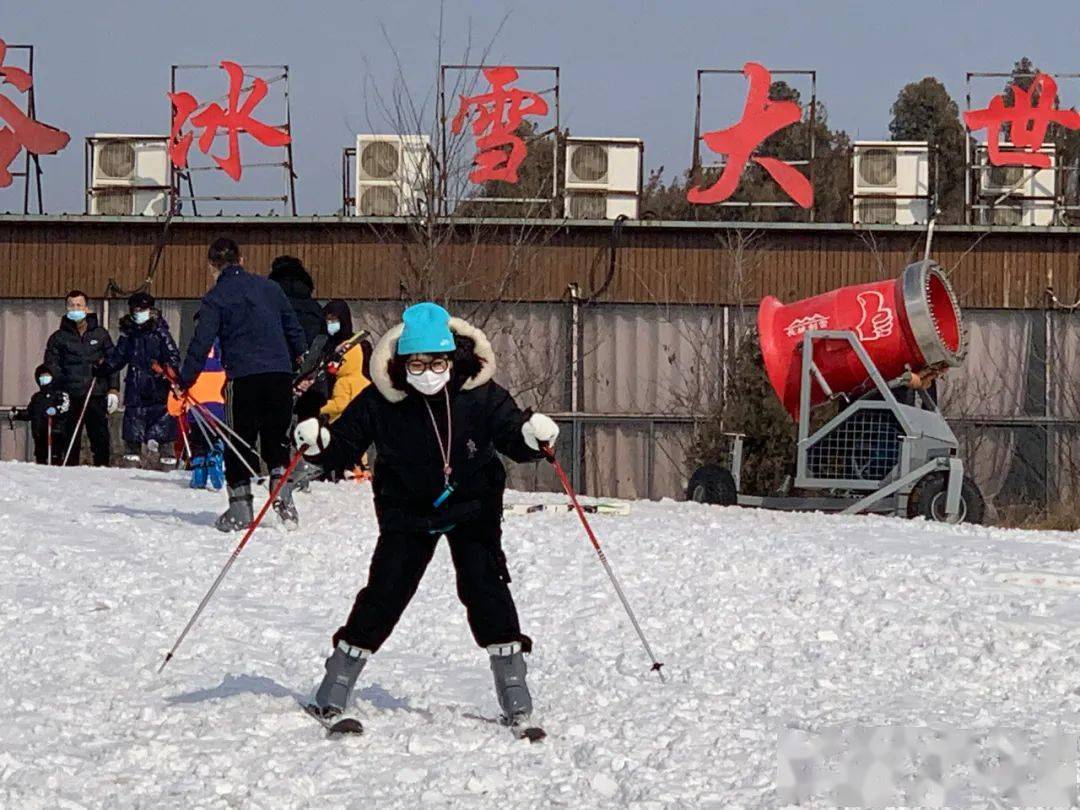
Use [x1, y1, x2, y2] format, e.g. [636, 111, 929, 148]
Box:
[423, 387, 453, 486]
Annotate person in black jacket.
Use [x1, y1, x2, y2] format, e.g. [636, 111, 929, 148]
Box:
[180, 238, 308, 532]
[10, 364, 71, 464]
[293, 302, 559, 728]
[99, 292, 182, 469]
[269, 255, 324, 349]
[43, 290, 120, 466]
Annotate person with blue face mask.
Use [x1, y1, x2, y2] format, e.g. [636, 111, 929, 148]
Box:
[10, 363, 71, 465]
[43, 289, 120, 466]
[292, 302, 559, 732]
[98, 291, 181, 470]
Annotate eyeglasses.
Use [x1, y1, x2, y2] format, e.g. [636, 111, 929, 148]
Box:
[406, 357, 450, 375]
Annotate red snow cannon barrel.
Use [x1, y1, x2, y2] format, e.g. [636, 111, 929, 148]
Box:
[757, 260, 965, 420]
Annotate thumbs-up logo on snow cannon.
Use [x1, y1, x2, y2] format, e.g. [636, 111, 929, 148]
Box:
[855, 290, 894, 342]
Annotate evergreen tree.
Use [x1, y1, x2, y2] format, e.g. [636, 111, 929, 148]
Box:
[888, 77, 968, 224]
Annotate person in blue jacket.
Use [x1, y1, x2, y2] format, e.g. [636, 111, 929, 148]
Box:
[179, 237, 308, 532]
[99, 292, 181, 469]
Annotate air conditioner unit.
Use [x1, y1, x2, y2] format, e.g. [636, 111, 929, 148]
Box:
[564, 137, 642, 219]
[91, 135, 169, 188]
[976, 142, 1055, 200]
[354, 134, 431, 216]
[89, 188, 169, 216]
[976, 199, 1055, 227]
[852, 141, 929, 225]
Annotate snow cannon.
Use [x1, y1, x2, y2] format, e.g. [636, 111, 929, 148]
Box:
[757, 260, 965, 420]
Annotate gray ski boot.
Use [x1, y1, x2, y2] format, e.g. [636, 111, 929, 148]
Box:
[309, 640, 370, 718]
[215, 483, 253, 532]
[488, 641, 533, 726]
[269, 466, 299, 530]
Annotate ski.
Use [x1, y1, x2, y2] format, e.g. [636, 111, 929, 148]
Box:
[511, 724, 547, 743]
[300, 701, 364, 736]
[463, 711, 546, 743]
[293, 330, 369, 398]
[503, 502, 630, 516]
[292, 334, 329, 383]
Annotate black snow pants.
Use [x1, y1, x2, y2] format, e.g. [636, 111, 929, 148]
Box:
[62, 393, 111, 466]
[334, 510, 522, 652]
[224, 372, 293, 487]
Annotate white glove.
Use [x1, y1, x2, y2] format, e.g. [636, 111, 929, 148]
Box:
[106, 392, 120, 414]
[294, 418, 331, 457]
[522, 412, 559, 451]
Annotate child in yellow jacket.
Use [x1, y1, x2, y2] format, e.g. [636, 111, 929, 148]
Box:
[320, 300, 371, 422]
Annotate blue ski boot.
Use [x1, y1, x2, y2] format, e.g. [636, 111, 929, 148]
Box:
[207, 443, 225, 490]
[189, 456, 208, 489]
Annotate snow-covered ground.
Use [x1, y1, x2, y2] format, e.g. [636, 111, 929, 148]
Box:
[2, 461, 1080, 807]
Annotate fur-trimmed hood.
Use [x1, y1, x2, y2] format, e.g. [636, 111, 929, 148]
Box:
[370, 316, 496, 403]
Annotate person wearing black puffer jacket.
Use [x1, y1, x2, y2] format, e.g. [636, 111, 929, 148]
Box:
[293, 302, 560, 731]
[43, 290, 120, 466]
[269, 255, 325, 349]
[10, 364, 71, 465]
[99, 292, 181, 469]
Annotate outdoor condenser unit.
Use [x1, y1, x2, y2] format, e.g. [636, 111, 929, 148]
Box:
[354, 134, 431, 217]
[975, 143, 1056, 227]
[852, 141, 929, 226]
[88, 135, 170, 216]
[563, 137, 643, 220]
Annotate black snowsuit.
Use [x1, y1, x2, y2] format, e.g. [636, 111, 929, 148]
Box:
[12, 382, 71, 465]
[43, 314, 119, 466]
[269, 261, 325, 349]
[100, 311, 181, 447]
[311, 317, 543, 653]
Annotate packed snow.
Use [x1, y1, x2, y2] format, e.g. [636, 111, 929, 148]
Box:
[2, 461, 1080, 807]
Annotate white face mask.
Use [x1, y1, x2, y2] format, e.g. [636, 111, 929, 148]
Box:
[407, 369, 450, 396]
[326, 320, 341, 336]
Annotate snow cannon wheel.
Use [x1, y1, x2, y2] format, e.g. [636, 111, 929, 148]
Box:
[687, 464, 738, 506]
[907, 472, 985, 525]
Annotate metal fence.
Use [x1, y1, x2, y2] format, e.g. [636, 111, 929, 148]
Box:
[3, 296, 1080, 509]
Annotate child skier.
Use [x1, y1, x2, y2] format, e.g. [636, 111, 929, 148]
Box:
[169, 341, 227, 489]
[293, 302, 559, 730]
[11, 364, 71, 464]
[99, 292, 181, 469]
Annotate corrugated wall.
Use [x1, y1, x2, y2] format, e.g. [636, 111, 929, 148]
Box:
[2, 295, 1079, 506]
[1, 218, 1078, 308]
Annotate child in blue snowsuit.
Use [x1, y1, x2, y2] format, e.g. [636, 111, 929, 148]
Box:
[99, 292, 181, 469]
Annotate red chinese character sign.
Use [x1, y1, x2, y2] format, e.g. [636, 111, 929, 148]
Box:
[168, 61, 291, 182]
[451, 66, 549, 184]
[964, 72, 1080, 167]
[689, 62, 813, 209]
[0, 38, 70, 189]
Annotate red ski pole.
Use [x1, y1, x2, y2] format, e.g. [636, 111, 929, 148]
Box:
[158, 446, 307, 673]
[47, 415, 53, 466]
[541, 444, 665, 682]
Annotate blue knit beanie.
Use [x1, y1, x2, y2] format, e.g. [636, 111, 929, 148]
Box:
[397, 302, 456, 355]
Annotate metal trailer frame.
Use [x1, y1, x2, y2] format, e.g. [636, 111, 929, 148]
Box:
[168, 63, 297, 216]
[728, 329, 964, 520]
[438, 64, 560, 217]
[83, 135, 173, 215]
[2, 44, 46, 214]
[964, 71, 1080, 226]
[691, 68, 817, 221]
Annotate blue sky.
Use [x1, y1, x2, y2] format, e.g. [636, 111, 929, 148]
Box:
[3, 0, 1079, 214]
